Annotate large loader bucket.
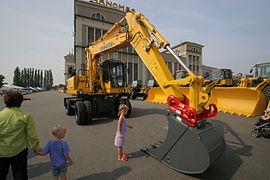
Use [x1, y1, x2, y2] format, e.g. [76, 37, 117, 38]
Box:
[143, 110, 226, 174]
[146, 87, 189, 104]
[207, 87, 266, 117]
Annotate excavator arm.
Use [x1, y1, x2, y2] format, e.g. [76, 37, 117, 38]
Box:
[86, 11, 217, 127]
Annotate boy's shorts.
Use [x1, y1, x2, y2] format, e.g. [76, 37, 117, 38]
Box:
[52, 163, 67, 177]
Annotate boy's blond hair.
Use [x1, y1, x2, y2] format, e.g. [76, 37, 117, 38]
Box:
[52, 125, 66, 137]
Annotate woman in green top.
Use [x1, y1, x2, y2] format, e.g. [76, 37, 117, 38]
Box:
[0, 91, 41, 180]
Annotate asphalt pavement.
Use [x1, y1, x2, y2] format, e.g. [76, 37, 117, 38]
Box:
[1, 91, 269, 180]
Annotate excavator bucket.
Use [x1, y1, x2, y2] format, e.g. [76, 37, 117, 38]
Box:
[142, 109, 226, 174]
[146, 87, 189, 104]
[207, 87, 266, 117]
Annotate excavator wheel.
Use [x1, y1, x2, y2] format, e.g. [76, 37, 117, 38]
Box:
[65, 99, 74, 116]
[75, 101, 86, 125]
[84, 101, 92, 123]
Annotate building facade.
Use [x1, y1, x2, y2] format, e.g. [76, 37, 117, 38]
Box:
[64, 0, 205, 85]
[169, 41, 204, 75]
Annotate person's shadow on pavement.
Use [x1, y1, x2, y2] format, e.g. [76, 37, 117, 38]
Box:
[76, 166, 131, 180]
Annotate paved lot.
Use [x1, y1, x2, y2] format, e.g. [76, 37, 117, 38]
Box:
[1, 91, 270, 180]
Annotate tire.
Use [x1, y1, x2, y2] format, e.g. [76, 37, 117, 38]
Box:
[84, 101, 92, 123]
[65, 99, 75, 116]
[251, 129, 262, 138]
[75, 101, 86, 125]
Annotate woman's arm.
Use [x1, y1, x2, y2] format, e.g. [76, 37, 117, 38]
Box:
[34, 148, 46, 156]
[25, 113, 40, 151]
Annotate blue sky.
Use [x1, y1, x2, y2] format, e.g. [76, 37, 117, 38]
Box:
[0, 0, 269, 85]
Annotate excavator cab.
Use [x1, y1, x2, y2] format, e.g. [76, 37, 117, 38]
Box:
[211, 68, 233, 86]
[102, 60, 126, 88]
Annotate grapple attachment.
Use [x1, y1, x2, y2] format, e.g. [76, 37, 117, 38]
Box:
[143, 96, 226, 174]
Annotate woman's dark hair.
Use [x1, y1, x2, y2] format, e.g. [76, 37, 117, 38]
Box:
[4, 91, 24, 108]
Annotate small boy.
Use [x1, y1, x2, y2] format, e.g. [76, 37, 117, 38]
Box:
[36, 125, 73, 180]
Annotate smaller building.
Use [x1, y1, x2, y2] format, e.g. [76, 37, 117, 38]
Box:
[64, 53, 75, 83]
[167, 41, 204, 75]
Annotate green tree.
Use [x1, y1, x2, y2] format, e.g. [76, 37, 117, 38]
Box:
[0, 74, 5, 88]
[13, 67, 20, 86]
[40, 70, 43, 87]
[49, 70, 54, 88]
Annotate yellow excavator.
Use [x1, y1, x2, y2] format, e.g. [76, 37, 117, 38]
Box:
[65, 10, 225, 174]
[209, 68, 233, 86]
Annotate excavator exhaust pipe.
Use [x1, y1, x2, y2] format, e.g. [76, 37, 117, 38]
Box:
[142, 109, 226, 174]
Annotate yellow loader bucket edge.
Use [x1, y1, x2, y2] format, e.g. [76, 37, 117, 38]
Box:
[146, 87, 189, 104]
[207, 87, 266, 117]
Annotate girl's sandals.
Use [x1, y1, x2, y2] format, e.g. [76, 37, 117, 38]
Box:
[118, 153, 128, 161]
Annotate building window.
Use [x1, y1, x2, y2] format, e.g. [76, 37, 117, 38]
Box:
[128, 47, 133, 53]
[88, 27, 107, 44]
[95, 28, 102, 40]
[88, 27, 94, 44]
[167, 62, 172, 73]
[91, 12, 105, 21]
[174, 63, 178, 71]
[103, 30, 107, 35]
[175, 50, 180, 56]
[128, 63, 133, 84]
[134, 63, 138, 80]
